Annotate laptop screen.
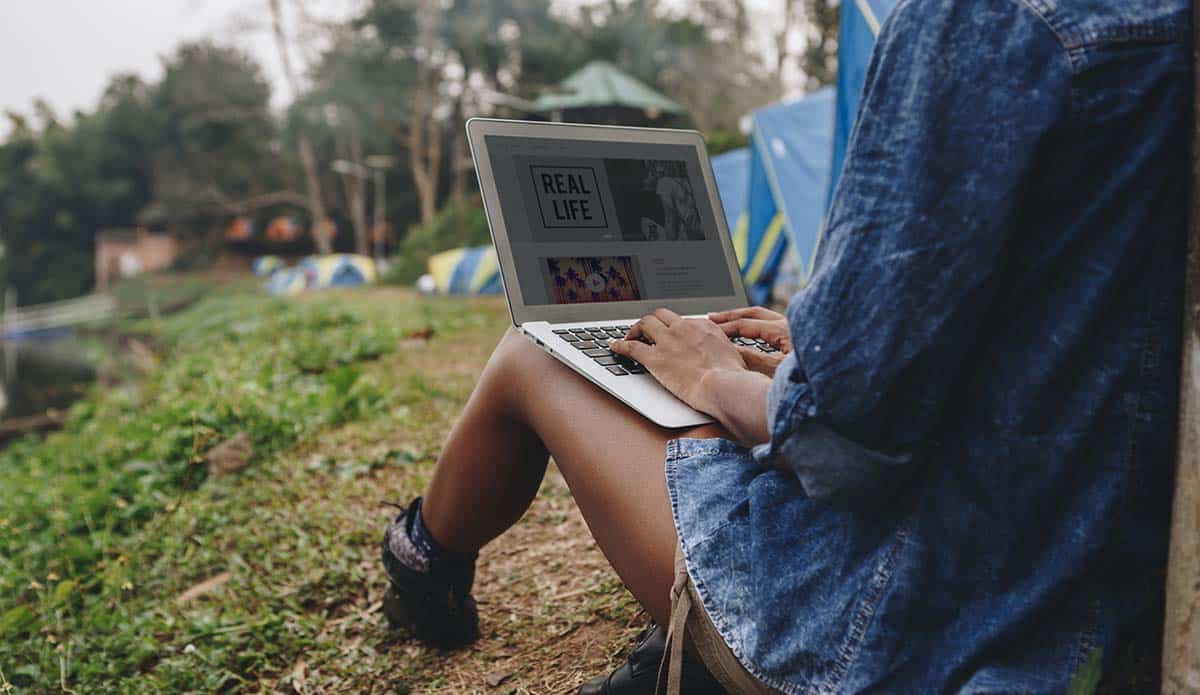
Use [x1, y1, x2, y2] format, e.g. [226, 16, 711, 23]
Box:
[484, 134, 737, 307]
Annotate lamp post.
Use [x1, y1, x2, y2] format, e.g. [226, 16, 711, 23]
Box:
[331, 158, 372, 259]
[364, 155, 397, 266]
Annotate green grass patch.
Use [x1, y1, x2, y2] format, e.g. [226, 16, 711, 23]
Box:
[0, 284, 512, 691]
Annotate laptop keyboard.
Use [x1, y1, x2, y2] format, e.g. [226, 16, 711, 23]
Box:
[552, 324, 779, 376]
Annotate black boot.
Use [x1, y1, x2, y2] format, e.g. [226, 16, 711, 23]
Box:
[380, 498, 480, 648]
[578, 621, 728, 694]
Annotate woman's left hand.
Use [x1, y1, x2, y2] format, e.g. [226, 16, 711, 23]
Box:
[610, 308, 746, 413]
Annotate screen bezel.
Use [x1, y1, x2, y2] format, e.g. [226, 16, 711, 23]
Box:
[466, 118, 750, 325]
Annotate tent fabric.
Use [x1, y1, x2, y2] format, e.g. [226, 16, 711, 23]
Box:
[532, 60, 684, 114]
[714, 88, 835, 305]
[428, 246, 502, 295]
[265, 267, 307, 296]
[299, 254, 377, 289]
[252, 255, 284, 277]
[740, 143, 789, 306]
[710, 147, 751, 258]
[751, 87, 836, 282]
[265, 254, 378, 295]
[828, 0, 899, 209]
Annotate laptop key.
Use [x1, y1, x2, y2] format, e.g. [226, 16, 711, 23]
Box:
[582, 348, 612, 358]
[574, 340, 599, 350]
[561, 333, 582, 342]
[570, 327, 590, 333]
[553, 329, 570, 334]
[626, 365, 646, 374]
[606, 366, 629, 376]
[594, 356, 620, 366]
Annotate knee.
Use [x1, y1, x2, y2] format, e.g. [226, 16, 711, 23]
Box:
[483, 328, 560, 386]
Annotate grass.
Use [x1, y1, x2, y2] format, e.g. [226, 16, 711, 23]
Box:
[0, 280, 640, 693]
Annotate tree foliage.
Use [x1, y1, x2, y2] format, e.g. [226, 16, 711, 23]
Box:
[0, 43, 277, 303]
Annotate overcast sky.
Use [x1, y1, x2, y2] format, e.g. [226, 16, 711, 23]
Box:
[0, 0, 358, 126]
[0, 0, 791, 132]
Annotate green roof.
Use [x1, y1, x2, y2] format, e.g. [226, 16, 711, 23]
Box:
[532, 60, 684, 114]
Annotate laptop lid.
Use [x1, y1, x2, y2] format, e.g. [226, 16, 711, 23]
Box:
[466, 118, 749, 326]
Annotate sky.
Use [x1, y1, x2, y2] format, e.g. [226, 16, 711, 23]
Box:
[0, 0, 358, 128]
[0, 0, 794, 134]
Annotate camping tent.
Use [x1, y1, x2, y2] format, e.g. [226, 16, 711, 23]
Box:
[711, 148, 751, 236]
[427, 246, 502, 295]
[265, 254, 378, 296]
[299, 254, 378, 289]
[709, 89, 836, 305]
[828, 0, 899, 207]
[252, 255, 284, 277]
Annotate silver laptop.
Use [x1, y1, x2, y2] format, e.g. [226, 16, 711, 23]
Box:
[466, 118, 778, 428]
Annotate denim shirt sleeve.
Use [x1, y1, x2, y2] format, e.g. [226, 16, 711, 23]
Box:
[754, 0, 1072, 506]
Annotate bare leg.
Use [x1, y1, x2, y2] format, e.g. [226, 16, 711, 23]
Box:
[423, 328, 727, 623]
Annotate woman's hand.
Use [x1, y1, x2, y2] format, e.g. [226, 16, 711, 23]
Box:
[707, 306, 793, 377]
[611, 308, 773, 444]
[610, 308, 746, 413]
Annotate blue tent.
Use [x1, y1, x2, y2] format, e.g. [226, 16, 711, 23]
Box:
[428, 245, 503, 295]
[711, 148, 750, 234]
[827, 0, 899, 208]
[709, 89, 835, 305]
[264, 254, 378, 296]
[750, 87, 836, 293]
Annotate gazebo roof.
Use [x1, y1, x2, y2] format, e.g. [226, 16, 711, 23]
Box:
[532, 60, 684, 115]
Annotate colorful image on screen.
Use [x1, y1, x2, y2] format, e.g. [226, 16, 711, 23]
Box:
[543, 256, 642, 304]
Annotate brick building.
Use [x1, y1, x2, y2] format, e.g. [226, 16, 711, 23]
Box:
[94, 228, 179, 291]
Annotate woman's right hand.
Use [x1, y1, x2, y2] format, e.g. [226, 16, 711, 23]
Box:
[707, 306, 793, 377]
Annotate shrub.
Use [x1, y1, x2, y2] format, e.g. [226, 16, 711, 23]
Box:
[706, 129, 750, 155]
[385, 195, 491, 285]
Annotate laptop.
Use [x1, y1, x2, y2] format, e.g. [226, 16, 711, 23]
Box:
[466, 118, 778, 428]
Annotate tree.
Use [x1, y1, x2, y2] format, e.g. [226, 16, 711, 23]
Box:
[549, 0, 774, 132]
[146, 42, 281, 229]
[799, 0, 840, 89]
[269, 0, 333, 253]
[0, 79, 160, 303]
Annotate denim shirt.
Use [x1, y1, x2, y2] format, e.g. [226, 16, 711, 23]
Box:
[665, 0, 1190, 692]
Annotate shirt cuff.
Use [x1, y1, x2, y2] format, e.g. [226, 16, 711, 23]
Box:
[753, 354, 913, 506]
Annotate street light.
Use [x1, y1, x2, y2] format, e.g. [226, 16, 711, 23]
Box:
[331, 157, 397, 266]
[364, 156, 397, 265]
[331, 159, 368, 177]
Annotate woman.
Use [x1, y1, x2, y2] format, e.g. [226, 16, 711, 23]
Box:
[381, 0, 1190, 692]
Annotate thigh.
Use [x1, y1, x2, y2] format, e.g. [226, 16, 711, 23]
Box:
[494, 329, 728, 622]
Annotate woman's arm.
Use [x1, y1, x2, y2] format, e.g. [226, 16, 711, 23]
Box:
[752, 0, 1074, 505]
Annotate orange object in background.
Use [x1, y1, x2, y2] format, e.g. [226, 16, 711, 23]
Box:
[371, 221, 393, 244]
[225, 216, 254, 241]
[311, 218, 338, 243]
[266, 217, 299, 242]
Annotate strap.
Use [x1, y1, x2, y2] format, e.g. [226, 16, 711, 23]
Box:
[658, 559, 693, 695]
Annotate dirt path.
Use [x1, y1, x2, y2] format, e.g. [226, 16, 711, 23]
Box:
[270, 292, 643, 693]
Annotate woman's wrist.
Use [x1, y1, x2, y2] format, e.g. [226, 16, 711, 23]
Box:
[695, 368, 773, 445]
